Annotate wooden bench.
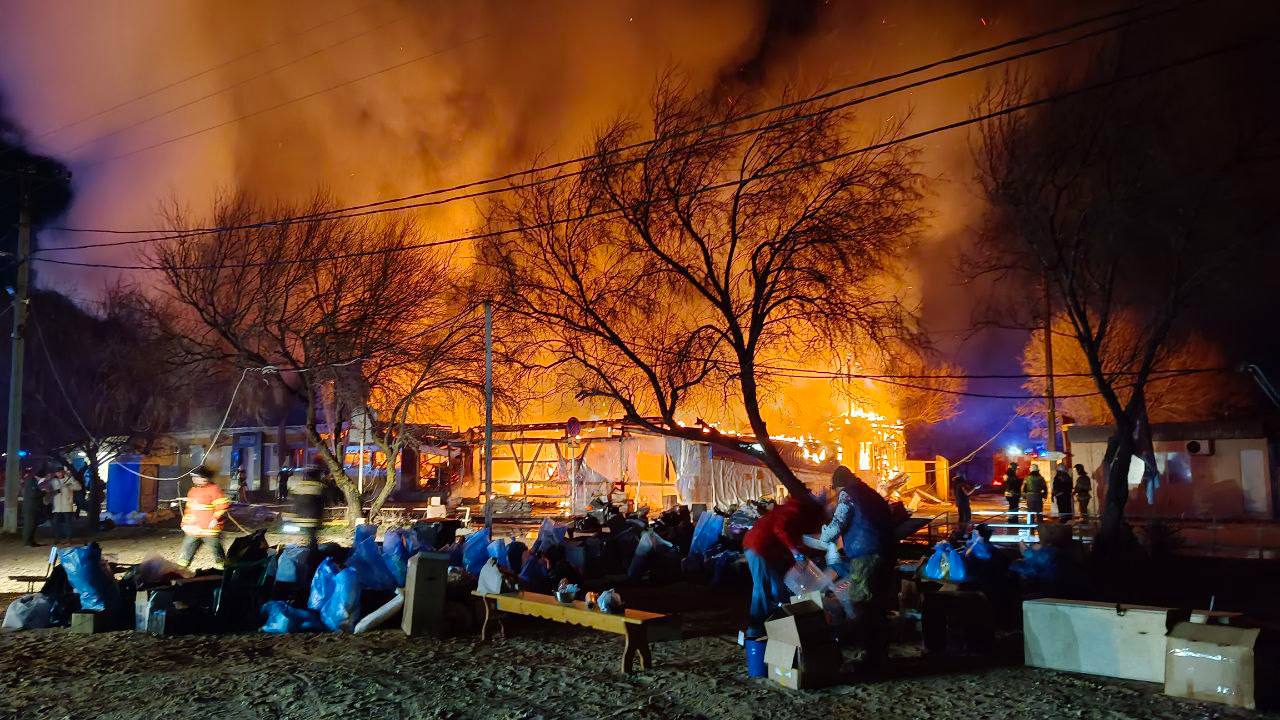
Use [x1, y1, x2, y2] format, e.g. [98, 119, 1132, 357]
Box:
[8, 575, 47, 592]
[473, 591, 675, 673]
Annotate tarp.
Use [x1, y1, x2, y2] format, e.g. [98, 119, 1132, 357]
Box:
[665, 439, 771, 510]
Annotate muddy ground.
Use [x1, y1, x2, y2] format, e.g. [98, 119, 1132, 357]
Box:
[1, 530, 1274, 720]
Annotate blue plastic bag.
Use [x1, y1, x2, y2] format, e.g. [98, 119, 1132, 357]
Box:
[531, 519, 566, 553]
[462, 528, 491, 576]
[382, 528, 413, 587]
[486, 538, 509, 570]
[445, 540, 464, 568]
[320, 567, 362, 632]
[354, 523, 376, 545]
[965, 534, 994, 562]
[276, 544, 311, 584]
[688, 512, 724, 558]
[518, 554, 552, 593]
[922, 541, 949, 581]
[350, 532, 398, 591]
[943, 543, 968, 583]
[59, 544, 120, 612]
[308, 557, 338, 611]
[260, 601, 321, 633]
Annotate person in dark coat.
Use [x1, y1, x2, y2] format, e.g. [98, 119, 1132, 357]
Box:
[1004, 464, 1022, 524]
[820, 467, 895, 669]
[1023, 466, 1048, 522]
[21, 471, 42, 547]
[1052, 464, 1074, 520]
[1073, 464, 1093, 517]
[951, 473, 975, 529]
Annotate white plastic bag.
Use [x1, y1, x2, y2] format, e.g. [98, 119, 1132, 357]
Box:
[2, 593, 52, 631]
[477, 558, 506, 595]
[784, 558, 834, 595]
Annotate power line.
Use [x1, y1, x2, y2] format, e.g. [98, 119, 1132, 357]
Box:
[76, 32, 492, 167]
[60, 11, 405, 157]
[47, 0, 1181, 242]
[33, 35, 1262, 272]
[30, 314, 96, 442]
[24, 3, 376, 145]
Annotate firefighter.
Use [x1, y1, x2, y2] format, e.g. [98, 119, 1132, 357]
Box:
[1052, 463, 1074, 520]
[178, 466, 230, 569]
[289, 464, 326, 551]
[1003, 463, 1022, 524]
[1024, 466, 1048, 522]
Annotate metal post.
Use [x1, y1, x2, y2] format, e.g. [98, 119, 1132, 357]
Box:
[3, 176, 30, 534]
[483, 302, 494, 531]
[357, 439, 365, 494]
[1043, 271, 1058, 453]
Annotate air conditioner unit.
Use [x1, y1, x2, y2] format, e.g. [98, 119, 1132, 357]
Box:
[1185, 439, 1214, 456]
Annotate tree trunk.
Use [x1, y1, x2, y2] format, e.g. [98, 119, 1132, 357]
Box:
[739, 369, 813, 503]
[305, 426, 363, 525]
[87, 452, 103, 534]
[368, 438, 399, 521]
[1099, 424, 1134, 543]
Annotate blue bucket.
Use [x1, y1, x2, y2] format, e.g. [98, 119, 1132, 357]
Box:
[745, 638, 768, 678]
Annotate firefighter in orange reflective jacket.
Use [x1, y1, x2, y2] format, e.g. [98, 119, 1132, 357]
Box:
[178, 466, 230, 569]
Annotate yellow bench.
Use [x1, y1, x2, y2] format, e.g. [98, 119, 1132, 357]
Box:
[473, 591, 675, 673]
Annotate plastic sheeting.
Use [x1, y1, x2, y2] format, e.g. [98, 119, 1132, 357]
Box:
[665, 439, 771, 510]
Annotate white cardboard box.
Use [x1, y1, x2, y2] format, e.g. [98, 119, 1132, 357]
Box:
[1024, 599, 1185, 683]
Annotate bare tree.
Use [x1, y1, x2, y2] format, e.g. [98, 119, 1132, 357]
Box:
[971, 62, 1270, 542]
[1019, 313, 1251, 429]
[338, 302, 497, 520]
[21, 288, 180, 529]
[153, 193, 467, 523]
[482, 77, 925, 499]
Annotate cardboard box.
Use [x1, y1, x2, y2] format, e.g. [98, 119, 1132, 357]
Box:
[765, 600, 829, 645]
[1024, 599, 1188, 683]
[70, 612, 106, 634]
[1165, 622, 1275, 709]
[763, 601, 841, 690]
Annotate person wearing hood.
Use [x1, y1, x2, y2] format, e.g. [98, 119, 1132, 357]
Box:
[821, 466, 895, 668]
[742, 493, 825, 638]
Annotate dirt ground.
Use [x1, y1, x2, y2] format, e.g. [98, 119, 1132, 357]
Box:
[1, 529, 1275, 720]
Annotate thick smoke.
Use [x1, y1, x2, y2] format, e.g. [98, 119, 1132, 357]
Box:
[0, 0, 1162, 441]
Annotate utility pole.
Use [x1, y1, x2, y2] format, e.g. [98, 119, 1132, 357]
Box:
[483, 301, 494, 531]
[1043, 270, 1058, 454]
[3, 171, 31, 534]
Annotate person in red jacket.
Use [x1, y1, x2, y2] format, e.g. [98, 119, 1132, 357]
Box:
[742, 493, 826, 637]
[178, 466, 230, 569]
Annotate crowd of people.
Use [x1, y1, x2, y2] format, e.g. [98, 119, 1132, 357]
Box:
[1002, 462, 1092, 524]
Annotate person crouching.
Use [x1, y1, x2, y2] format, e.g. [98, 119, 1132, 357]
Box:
[179, 466, 230, 569]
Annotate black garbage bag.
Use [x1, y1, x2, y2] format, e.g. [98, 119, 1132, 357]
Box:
[227, 529, 270, 564]
[40, 565, 79, 627]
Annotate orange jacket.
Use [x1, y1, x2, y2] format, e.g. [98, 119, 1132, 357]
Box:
[182, 482, 230, 537]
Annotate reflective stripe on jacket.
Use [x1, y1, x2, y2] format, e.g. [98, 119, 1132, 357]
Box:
[182, 483, 229, 537]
